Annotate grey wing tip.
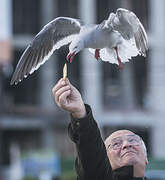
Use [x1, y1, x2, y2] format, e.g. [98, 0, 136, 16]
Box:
[134, 28, 148, 58]
[10, 75, 23, 85]
[10, 77, 15, 85]
[142, 53, 146, 58]
[10, 78, 18, 86]
[10, 81, 14, 86]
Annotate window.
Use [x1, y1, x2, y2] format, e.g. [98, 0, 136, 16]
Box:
[97, 0, 123, 109]
[57, 0, 81, 91]
[131, 0, 149, 107]
[11, 0, 41, 105]
[58, 0, 78, 18]
[13, 0, 40, 35]
[96, 0, 149, 109]
[11, 50, 39, 105]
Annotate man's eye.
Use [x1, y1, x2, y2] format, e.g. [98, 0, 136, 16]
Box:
[113, 142, 120, 147]
[129, 138, 137, 143]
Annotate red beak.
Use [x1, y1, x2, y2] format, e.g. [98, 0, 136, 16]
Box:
[66, 52, 75, 63]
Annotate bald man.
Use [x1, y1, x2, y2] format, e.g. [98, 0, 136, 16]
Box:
[52, 78, 148, 180]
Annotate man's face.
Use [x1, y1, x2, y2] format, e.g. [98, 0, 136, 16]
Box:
[105, 130, 148, 171]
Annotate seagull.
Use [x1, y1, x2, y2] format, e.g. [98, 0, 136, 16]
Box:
[10, 8, 148, 85]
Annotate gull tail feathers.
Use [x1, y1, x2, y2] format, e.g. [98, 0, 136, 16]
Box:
[88, 38, 139, 66]
[117, 38, 139, 63]
[88, 48, 119, 65]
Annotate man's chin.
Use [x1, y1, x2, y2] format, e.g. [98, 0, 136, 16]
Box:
[121, 156, 138, 166]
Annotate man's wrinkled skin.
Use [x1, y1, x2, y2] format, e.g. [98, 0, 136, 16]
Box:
[105, 130, 148, 177]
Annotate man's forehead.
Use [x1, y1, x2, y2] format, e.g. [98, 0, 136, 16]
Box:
[110, 130, 135, 138]
[105, 130, 135, 144]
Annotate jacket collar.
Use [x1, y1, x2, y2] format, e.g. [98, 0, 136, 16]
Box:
[112, 166, 146, 180]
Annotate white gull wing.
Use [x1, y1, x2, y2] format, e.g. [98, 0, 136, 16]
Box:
[109, 8, 148, 57]
[11, 17, 84, 85]
[88, 37, 139, 65]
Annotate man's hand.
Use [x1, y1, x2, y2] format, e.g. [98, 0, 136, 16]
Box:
[52, 78, 86, 118]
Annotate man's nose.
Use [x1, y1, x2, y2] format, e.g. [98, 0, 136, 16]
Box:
[122, 140, 132, 149]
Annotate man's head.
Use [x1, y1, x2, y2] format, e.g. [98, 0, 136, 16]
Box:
[105, 130, 148, 177]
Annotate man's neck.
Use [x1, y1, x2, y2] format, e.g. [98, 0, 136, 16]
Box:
[133, 168, 145, 178]
[133, 177, 146, 180]
[133, 165, 145, 178]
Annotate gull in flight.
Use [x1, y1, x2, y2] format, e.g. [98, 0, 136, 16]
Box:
[11, 8, 148, 85]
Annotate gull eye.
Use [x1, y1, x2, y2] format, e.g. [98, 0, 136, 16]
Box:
[118, 12, 121, 17]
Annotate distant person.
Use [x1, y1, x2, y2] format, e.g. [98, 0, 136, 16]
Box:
[52, 78, 148, 180]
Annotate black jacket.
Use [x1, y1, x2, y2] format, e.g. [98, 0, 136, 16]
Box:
[68, 104, 147, 180]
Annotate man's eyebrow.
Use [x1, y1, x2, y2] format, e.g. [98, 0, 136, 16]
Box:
[127, 134, 140, 138]
[127, 134, 136, 137]
[110, 136, 122, 142]
[110, 134, 137, 142]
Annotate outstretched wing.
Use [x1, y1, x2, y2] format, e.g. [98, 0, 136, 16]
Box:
[11, 17, 83, 85]
[110, 8, 148, 57]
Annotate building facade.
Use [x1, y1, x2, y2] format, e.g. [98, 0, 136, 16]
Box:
[0, 0, 165, 176]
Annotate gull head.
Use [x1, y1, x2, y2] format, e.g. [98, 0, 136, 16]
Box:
[108, 12, 116, 22]
[67, 39, 84, 63]
[116, 8, 129, 19]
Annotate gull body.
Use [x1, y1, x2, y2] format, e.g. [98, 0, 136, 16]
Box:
[11, 8, 148, 85]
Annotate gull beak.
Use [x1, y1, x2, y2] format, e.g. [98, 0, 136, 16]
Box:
[66, 52, 75, 63]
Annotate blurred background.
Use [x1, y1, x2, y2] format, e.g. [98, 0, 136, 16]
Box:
[0, 0, 165, 179]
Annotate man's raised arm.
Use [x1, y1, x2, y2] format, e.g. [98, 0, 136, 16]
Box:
[52, 78, 112, 180]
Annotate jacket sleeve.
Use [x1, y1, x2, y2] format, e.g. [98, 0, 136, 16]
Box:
[68, 104, 113, 180]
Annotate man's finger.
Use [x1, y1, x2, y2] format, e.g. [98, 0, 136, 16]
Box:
[55, 85, 71, 103]
[58, 89, 71, 106]
[52, 79, 67, 95]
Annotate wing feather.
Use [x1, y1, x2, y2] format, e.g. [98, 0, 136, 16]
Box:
[110, 8, 148, 56]
[11, 17, 84, 85]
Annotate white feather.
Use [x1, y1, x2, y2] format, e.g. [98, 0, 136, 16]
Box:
[30, 34, 77, 74]
[88, 37, 139, 65]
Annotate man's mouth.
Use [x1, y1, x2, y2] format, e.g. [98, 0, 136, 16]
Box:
[121, 151, 136, 157]
[66, 52, 75, 63]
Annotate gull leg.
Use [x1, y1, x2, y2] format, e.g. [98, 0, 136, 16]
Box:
[95, 49, 100, 60]
[114, 47, 123, 69]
